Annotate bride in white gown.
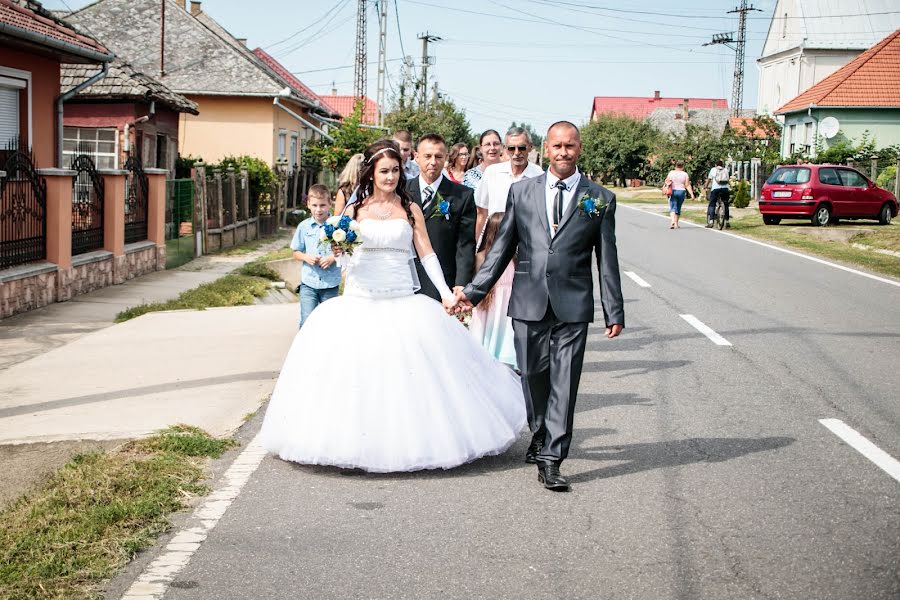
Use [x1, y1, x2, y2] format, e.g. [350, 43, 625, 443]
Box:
[261, 140, 526, 472]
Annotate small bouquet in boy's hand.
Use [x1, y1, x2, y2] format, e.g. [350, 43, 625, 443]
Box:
[319, 215, 362, 256]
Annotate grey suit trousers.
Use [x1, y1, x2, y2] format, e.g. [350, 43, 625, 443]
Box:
[513, 304, 589, 464]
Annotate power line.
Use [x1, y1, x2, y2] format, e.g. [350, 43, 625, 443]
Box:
[274, 0, 354, 58]
[264, 2, 348, 50]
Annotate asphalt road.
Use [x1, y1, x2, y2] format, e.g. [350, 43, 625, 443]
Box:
[124, 205, 900, 599]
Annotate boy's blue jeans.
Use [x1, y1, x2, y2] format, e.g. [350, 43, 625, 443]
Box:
[299, 283, 339, 327]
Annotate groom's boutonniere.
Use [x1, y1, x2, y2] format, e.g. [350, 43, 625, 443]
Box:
[578, 194, 607, 218]
[429, 193, 451, 221]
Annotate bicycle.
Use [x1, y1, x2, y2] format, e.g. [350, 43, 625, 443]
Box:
[713, 194, 727, 230]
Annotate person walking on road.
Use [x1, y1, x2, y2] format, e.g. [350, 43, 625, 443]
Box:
[445, 142, 469, 184]
[706, 160, 731, 228]
[455, 121, 625, 492]
[664, 160, 694, 229]
[462, 129, 503, 190]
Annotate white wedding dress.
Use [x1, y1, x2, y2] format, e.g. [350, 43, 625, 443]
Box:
[260, 218, 526, 472]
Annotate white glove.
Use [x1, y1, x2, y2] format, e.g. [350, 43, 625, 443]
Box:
[420, 253, 454, 301]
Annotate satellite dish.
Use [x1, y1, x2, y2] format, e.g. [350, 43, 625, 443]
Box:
[820, 116, 840, 139]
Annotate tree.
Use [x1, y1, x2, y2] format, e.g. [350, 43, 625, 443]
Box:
[509, 121, 543, 150]
[305, 100, 382, 171]
[384, 96, 472, 145]
[580, 115, 658, 185]
[648, 124, 737, 188]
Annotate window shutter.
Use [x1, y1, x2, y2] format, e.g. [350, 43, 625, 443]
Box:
[0, 87, 19, 147]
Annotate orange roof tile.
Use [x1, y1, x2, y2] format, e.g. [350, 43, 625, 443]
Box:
[322, 94, 378, 125]
[729, 116, 769, 138]
[776, 29, 900, 114]
[591, 95, 728, 120]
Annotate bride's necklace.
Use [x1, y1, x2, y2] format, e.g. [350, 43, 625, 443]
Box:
[370, 197, 395, 220]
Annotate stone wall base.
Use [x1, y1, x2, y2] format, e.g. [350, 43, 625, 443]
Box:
[0, 266, 57, 319]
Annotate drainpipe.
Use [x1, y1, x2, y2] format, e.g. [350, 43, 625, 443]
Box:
[124, 100, 156, 156]
[273, 97, 333, 142]
[807, 103, 818, 157]
[56, 62, 109, 167]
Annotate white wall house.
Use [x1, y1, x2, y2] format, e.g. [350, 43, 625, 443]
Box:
[756, 0, 900, 116]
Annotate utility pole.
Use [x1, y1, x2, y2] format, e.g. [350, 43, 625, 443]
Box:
[159, 0, 165, 77]
[703, 0, 761, 116]
[353, 0, 367, 101]
[417, 32, 440, 108]
[376, 0, 388, 126]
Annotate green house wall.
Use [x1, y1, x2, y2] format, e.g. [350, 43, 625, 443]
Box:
[780, 108, 900, 158]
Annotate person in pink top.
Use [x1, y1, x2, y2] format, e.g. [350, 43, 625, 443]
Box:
[665, 160, 695, 229]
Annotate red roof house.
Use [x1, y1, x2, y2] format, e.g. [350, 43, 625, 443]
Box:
[323, 91, 379, 125]
[591, 91, 728, 121]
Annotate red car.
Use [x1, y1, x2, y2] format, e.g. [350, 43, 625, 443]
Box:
[759, 164, 898, 226]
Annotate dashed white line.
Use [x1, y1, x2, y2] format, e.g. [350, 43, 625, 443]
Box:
[819, 418, 900, 484]
[680, 314, 732, 346]
[120, 434, 268, 599]
[624, 271, 652, 288]
[620, 204, 900, 289]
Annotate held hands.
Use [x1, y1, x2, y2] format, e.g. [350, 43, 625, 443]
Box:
[442, 288, 473, 315]
[302, 254, 319, 266]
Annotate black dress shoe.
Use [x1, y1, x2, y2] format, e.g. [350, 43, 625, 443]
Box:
[537, 463, 570, 492]
[524, 436, 543, 464]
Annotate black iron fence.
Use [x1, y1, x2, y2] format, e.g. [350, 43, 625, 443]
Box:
[124, 154, 148, 243]
[0, 148, 46, 270]
[70, 153, 105, 255]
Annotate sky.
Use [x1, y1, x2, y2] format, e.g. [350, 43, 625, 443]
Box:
[45, 0, 783, 135]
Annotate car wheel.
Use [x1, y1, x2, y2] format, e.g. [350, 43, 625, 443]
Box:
[877, 203, 892, 225]
[762, 215, 781, 225]
[812, 205, 831, 226]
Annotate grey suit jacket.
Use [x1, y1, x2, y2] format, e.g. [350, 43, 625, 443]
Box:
[463, 173, 624, 325]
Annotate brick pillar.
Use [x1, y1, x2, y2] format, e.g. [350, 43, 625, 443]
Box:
[37, 168, 75, 300]
[100, 170, 127, 284]
[145, 168, 168, 271]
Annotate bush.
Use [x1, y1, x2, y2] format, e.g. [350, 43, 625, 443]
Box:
[876, 165, 896, 191]
[207, 155, 276, 207]
[286, 208, 310, 227]
[732, 180, 751, 208]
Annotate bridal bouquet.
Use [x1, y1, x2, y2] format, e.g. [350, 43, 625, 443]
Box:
[320, 215, 362, 255]
[455, 308, 473, 328]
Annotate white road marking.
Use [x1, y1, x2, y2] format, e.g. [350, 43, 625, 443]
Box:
[620, 204, 900, 289]
[120, 435, 268, 599]
[624, 271, 652, 288]
[680, 314, 732, 346]
[819, 418, 900, 484]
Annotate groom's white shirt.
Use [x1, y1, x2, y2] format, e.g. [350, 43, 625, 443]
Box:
[545, 168, 581, 236]
[417, 172, 443, 204]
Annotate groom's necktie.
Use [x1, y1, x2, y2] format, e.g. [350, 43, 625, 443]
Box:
[553, 180, 567, 233]
[422, 185, 435, 213]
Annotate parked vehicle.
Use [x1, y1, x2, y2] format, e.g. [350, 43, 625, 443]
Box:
[759, 164, 898, 226]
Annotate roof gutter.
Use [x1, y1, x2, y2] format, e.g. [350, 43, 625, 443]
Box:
[316, 114, 389, 131]
[273, 97, 333, 142]
[0, 22, 114, 64]
[56, 62, 110, 167]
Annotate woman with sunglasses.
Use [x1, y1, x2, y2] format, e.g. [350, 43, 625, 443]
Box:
[445, 142, 470, 184]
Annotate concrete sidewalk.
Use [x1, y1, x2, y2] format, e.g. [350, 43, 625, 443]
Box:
[0, 232, 298, 505]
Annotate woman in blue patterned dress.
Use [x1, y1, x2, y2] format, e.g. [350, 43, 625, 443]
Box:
[462, 129, 503, 190]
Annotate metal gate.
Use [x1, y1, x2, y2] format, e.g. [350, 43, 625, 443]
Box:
[165, 178, 194, 268]
[124, 154, 148, 243]
[71, 153, 105, 255]
[0, 149, 46, 270]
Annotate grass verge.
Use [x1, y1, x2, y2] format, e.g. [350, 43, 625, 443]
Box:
[115, 274, 272, 322]
[674, 209, 900, 279]
[0, 425, 236, 599]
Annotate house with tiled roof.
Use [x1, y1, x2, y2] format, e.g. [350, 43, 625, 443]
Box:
[322, 90, 380, 125]
[63, 0, 336, 168]
[756, 0, 900, 116]
[775, 29, 900, 158]
[590, 92, 728, 122]
[647, 106, 731, 137]
[61, 60, 198, 173]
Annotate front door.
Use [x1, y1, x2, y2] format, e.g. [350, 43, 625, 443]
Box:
[817, 167, 846, 215]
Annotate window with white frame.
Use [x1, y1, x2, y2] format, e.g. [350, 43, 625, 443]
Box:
[290, 134, 298, 169]
[63, 127, 118, 169]
[788, 124, 797, 154]
[804, 122, 814, 152]
[278, 130, 287, 160]
[0, 86, 19, 148]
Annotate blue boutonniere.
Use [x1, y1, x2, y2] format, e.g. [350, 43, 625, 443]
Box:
[429, 193, 451, 221]
[578, 194, 607, 218]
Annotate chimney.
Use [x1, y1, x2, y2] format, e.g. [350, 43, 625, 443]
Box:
[237, 38, 247, 46]
[711, 99, 717, 109]
[675, 105, 683, 120]
[331, 83, 337, 96]
[682, 99, 689, 121]
[190, 1, 201, 16]
[175, 0, 185, 9]
[654, 90, 661, 101]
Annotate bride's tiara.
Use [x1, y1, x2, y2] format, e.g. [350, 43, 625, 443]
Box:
[366, 147, 395, 164]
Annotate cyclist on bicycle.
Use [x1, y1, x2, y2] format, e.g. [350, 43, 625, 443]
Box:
[705, 160, 731, 228]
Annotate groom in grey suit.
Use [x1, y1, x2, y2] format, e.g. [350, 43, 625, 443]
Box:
[458, 121, 624, 491]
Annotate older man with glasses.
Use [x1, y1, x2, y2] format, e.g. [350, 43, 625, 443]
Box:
[474, 126, 544, 240]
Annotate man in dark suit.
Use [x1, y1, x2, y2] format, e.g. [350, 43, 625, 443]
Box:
[407, 133, 476, 301]
[456, 121, 625, 492]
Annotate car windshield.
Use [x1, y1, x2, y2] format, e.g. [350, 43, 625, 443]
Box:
[767, 167, 811, 185]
